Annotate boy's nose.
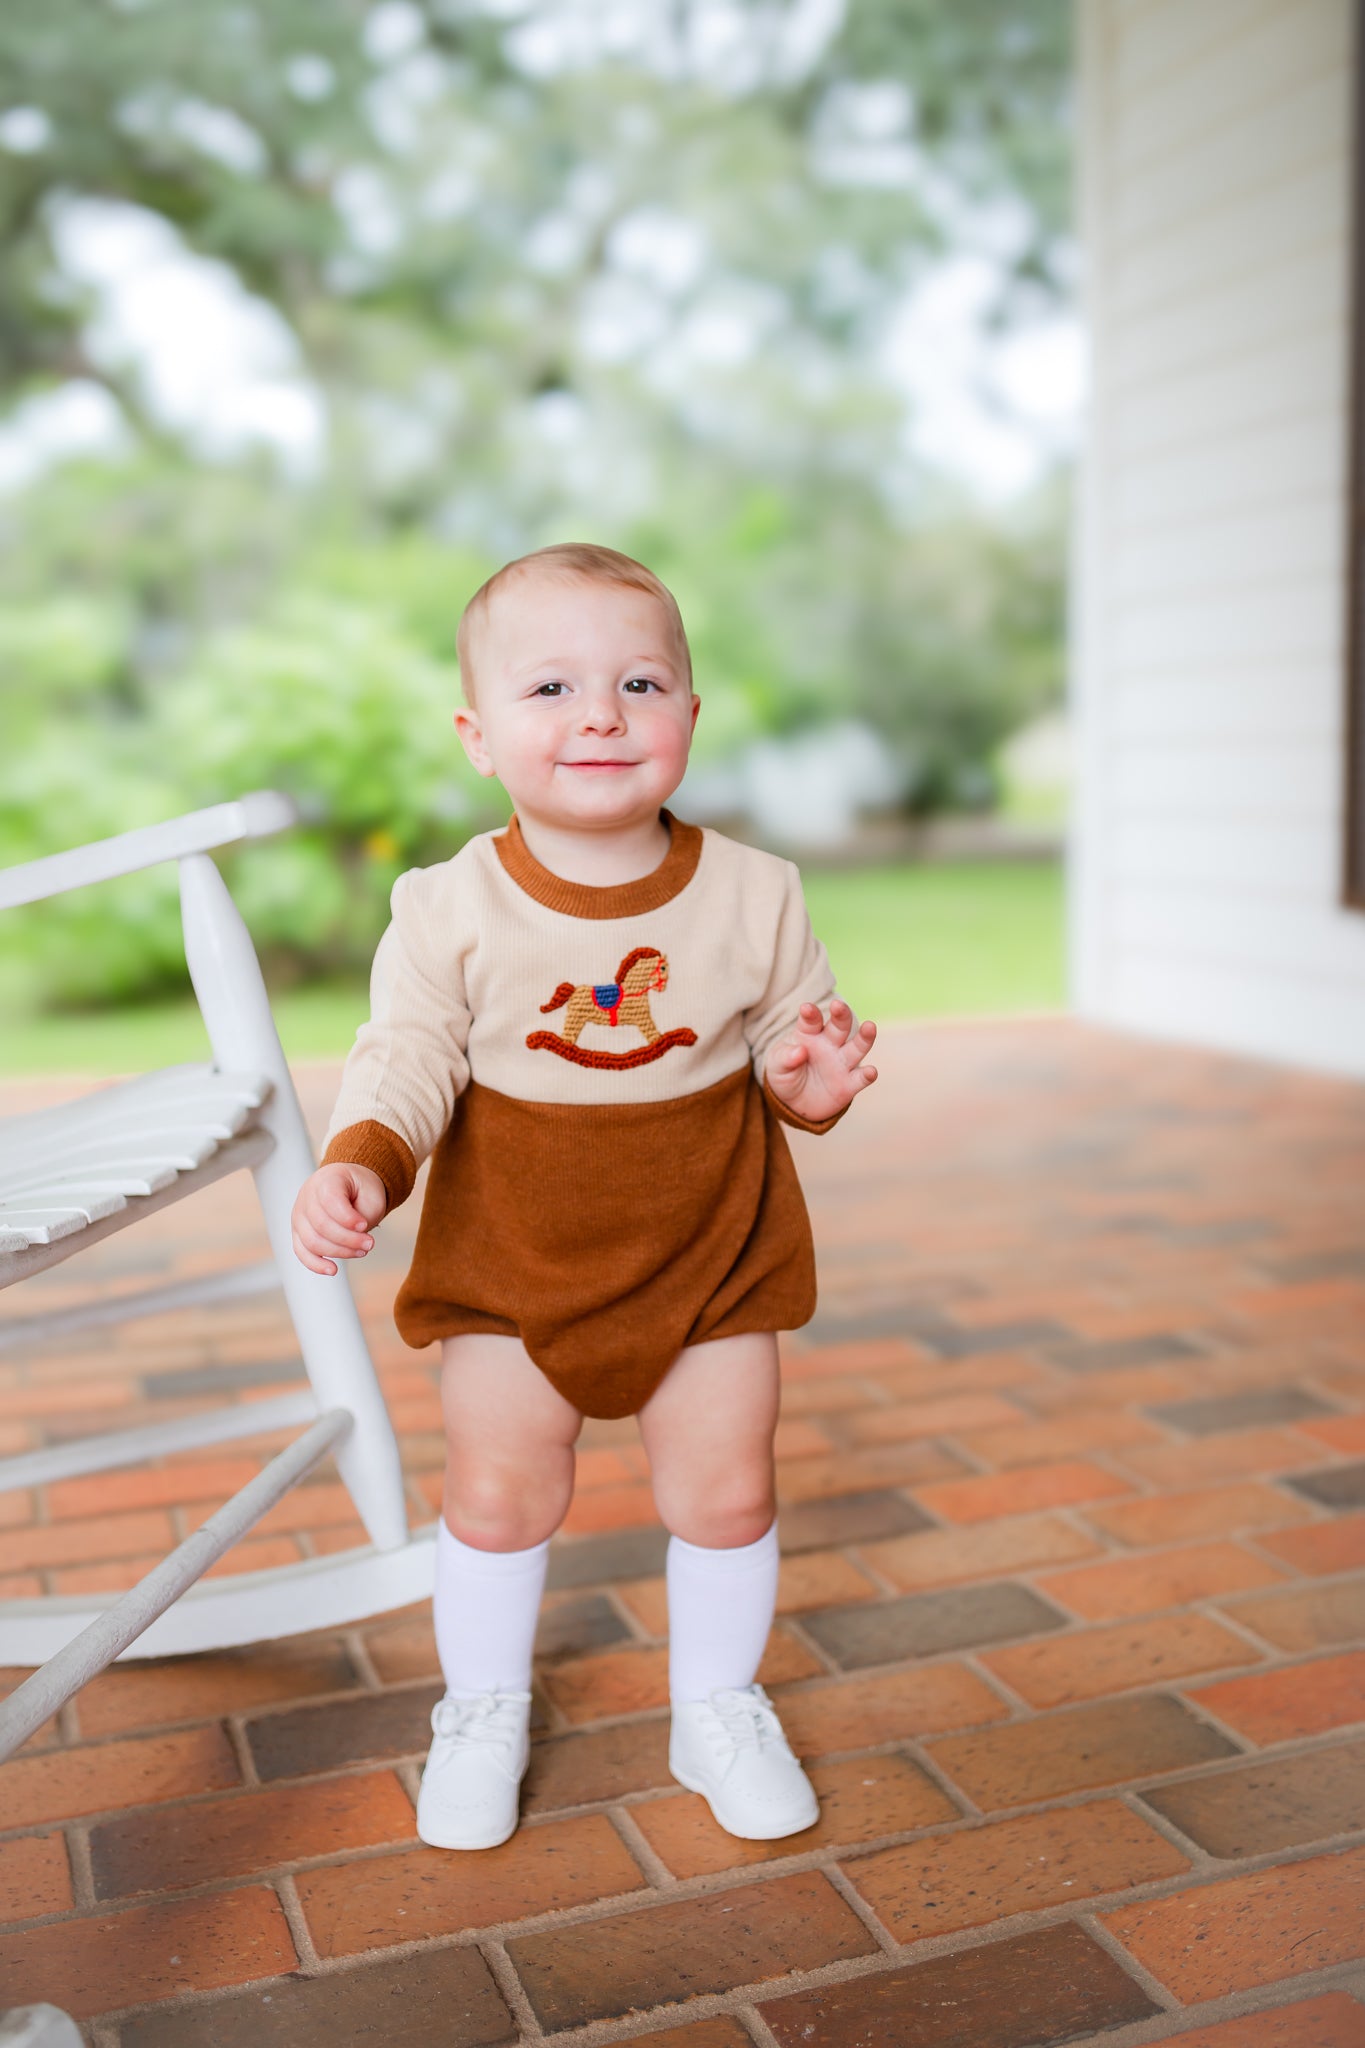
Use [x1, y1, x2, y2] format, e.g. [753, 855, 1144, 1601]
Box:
[579, 691, 626, 733]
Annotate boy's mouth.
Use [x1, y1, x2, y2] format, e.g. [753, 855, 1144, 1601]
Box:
[559, 759, 640, 770]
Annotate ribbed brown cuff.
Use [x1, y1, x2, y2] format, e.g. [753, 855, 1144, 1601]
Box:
[761, 1073, 848, 1136]
[321, 1119, 417, 1210]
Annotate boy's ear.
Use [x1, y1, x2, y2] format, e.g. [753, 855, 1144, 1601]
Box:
[689, 693, 701, 733]
[453, 705, 496, 778]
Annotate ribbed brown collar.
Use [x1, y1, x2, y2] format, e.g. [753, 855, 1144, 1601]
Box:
[493, 809, 703, 919]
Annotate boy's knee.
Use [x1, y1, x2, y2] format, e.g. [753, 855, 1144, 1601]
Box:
[443, 1456, 572, 1550]
[662, 1482, 776, 1551]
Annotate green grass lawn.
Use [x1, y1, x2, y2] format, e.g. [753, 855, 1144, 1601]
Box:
[0, 860, 1065, 1076]
[803, 859, 1064, 1024]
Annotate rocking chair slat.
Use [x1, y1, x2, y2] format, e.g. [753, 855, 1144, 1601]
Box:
[0, 1407, 355, 1764]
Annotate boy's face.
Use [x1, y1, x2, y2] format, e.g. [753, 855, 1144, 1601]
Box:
[454, 571, 700, 831]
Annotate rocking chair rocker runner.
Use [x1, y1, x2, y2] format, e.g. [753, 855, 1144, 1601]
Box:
[0, 793, 436, 1763]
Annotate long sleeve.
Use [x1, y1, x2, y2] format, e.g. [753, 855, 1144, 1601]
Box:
[741, 862, 847, 1135]
[320, 868, 473, 1207]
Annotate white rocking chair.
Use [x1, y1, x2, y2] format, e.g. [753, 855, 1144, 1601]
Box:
[0, 793, 436, 1763]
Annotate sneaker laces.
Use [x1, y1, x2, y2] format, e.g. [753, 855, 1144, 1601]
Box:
[429, 1690, 530, 1760]
[701, 1684, 788, 1757]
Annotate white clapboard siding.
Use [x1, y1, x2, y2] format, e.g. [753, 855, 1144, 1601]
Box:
[1109, 738, 1337, 821]
[1114, 0, 1287, 100]
[1110, 951, 1365, 1075]
[1118, 67, 1343, 254]
[1113, 328, 1341, 461]
[1116, 232, 1343, 391]
[1075, 0, 1365, 1075]
[1114, 498, 1339, 602]
[1113, 889, 1365, 979]
[1112, 661, 1338, 745]
[1115, 158, 1346, 320]
[1116, 408, 1342, 529]
[1115, 1, 1345, 177]
[1112, 578, 1339, 670]
[1111, 816, 1337, 896]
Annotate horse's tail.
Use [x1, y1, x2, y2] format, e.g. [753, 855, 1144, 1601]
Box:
[540, 981, 575, 1014]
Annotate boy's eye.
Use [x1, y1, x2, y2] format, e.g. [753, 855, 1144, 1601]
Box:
[535, 681, 566, 696]
[623, 676, 657, 693]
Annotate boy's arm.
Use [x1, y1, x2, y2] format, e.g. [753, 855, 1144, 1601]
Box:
[742, 863, 875, 1133]
[319, 869, 473, 1210]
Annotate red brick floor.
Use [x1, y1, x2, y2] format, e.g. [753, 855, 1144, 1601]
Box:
[2, 1017, 1364, 2045]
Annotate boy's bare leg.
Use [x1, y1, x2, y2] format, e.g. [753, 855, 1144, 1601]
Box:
[440, 1333, 583, 1550]
[638, 1330, 780, 1548]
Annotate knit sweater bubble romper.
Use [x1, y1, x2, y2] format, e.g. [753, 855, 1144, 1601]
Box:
[321, 811, 844, 1419]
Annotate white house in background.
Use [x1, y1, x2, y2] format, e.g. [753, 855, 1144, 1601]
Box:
[1071, 0, 1365, 1078]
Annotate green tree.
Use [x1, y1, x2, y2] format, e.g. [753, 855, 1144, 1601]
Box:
[0, 0, 1073, 1007]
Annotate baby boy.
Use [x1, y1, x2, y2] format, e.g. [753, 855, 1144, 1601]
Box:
[291, 543, 877, 1850]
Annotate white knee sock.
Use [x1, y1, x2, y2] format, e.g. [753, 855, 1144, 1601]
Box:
[433, 1519, 550, 1697]
[666, 1520, 781, 1704]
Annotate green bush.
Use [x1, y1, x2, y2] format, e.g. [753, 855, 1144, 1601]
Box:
[1, 591, 498, 1007]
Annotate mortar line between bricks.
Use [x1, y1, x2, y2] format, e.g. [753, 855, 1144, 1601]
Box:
[819, 1859, 900, 1954]
[1115, 1787, 1220, 1873]
[1023, 1964, 1365, 2048]
[736, 2004, 780, 2048]
[603, 1584, 653, 1645]
[1044, 1509, 1201, 1563]
[271, 1869, 318, 1970]
[604, 1799, 677, 1889]
[842, 1540, 901, 1599]
[534, 1988, 766, 2047]
[775, 1612, 841, 1678]
[523, 1951, 920, 2048]
[1193, 1602, 1297, 1660]
[340, 1624, 384, 1691]
[77, 1823, 1324, 1989]
[859, 1835, 1365, 1959]
[64, 1821, 96, 1911]
[224, 1712, 260, 1786]
[0, 1751, 448, 1855]
[956, 1650, 1039, 1717]
[1237, 1523, 1329, 1575]
[7, 1673, 440, 1764]
[890, 1734, 982, 1817]
[930, 1433, 994, 1475]
[1076, 1908, 1182, 2012]
[89, 1962, 351, 2036]
[479, 1936, 545, 2041]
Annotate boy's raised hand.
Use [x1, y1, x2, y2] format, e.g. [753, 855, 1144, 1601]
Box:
[291, 1162, 389, 1276]
[765, 997, 877, 1125]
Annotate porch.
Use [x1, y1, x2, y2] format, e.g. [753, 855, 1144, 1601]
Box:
[1, 1016, 1362, 2043]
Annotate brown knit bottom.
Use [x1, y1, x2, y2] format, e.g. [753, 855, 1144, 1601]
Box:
[394, 1067, 816, 1418]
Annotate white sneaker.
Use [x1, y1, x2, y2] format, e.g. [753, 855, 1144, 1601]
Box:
[669, 1683, 820, 1840]
[415, 1690, 533, 1850]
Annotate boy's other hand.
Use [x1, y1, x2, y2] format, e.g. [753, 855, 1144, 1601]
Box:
[291, 1163, 388, 1275]
[765, 997, 877, 1125]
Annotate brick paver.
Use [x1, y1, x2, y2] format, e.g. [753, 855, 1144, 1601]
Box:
[1, 1019, 1363, 2040]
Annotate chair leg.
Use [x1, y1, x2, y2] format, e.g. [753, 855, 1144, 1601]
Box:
[178, 853, 409, 1551]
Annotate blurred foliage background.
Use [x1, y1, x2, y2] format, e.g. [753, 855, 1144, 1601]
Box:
[0, 0, 1073, 1035]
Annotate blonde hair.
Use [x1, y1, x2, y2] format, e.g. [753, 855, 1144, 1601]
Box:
[456, 542, 692, 707]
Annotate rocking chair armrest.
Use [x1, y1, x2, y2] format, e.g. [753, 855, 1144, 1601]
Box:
[0, 792, 299, 910]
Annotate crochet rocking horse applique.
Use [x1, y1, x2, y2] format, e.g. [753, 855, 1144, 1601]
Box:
[527, 946, 698, 1069]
